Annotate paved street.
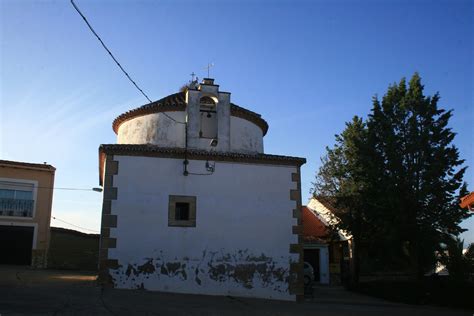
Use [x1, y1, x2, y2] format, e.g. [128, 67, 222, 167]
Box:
[0, 266, 470, 315]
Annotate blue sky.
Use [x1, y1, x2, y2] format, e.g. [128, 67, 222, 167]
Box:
[1, 0, 473, 241]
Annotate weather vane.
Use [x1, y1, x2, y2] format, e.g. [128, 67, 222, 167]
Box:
[204, 63, 214, 78]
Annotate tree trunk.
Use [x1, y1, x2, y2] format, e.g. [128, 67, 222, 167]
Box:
[409, 240, 423, 280]
[350, 236, 360, 286]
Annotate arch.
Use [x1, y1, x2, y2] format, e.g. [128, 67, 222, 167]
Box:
[199, 96, 216, 106]
[199, 96, 218, 139]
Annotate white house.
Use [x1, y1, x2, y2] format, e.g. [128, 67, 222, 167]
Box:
[303, 197, 352, 285]
[98, 78, 306, 301]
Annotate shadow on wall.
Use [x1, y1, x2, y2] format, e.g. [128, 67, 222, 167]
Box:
[48, 227, 99, 271]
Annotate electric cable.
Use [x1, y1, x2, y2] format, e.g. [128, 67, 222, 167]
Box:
[70, 0, 187, 125]
[70, 0, 151, 103]
[0, 182, 101, 192]
[52, 216, 100, 233]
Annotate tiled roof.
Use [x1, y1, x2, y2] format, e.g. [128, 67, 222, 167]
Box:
[98, 144, 305, 185]
[112, 92, 186, 133]
[306, 198, 352, 241]
[313, 195, 338, 213]
[112, 92, 269, 135]
[0, 159, 56, 171]
[460, 192, 474, 210]
[229, 102, 269, 135]
[100, 144, 305, 165]
[302, 206, 330, 242]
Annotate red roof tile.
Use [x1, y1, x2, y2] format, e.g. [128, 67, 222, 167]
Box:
[0, 159, 55, 171]
[460, 192, 474, 210]
[112, 92, 269, 135]
[302, 206, 329, 241]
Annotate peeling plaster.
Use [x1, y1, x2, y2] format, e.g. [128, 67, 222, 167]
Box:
[110, 250, 293, 297]
[107, 155, 299, 300]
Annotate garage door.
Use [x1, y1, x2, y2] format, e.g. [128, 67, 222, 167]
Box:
[0, 225, 34, 265]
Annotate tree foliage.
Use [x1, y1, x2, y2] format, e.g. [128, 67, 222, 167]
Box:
[441, 238, 474, 282]
[313, 73, 471, 278]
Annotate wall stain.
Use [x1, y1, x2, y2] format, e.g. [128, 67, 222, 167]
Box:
[208, 263, 227, 282]
[125, 264, 137, 277]
[113, 250, 291, 293]
[137, 259, 155, 274]
[206, 249, 289, 291]
[195, 267, 201, 285]
[156, 261, 187, 280]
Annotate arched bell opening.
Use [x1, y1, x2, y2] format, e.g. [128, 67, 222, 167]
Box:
[199, 96, 218, 139]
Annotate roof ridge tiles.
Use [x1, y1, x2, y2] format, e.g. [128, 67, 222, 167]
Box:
[99, 144, 305, 165]
[111, 92, 269, 135]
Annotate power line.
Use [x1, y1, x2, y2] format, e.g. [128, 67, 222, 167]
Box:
[70, 0, 186, 126]
[52, 216, 100, 233]
[1, 182, 101, 192]
[70, 0, 152, 103]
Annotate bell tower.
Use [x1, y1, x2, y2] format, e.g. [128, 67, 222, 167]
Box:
[185, 78, 231, 152]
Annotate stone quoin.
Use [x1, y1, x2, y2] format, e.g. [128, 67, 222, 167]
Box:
[98, 78, 306, 301]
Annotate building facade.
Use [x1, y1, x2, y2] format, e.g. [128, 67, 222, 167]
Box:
[303, 197, 352, 285]
[0, 160, 55, 267]
[98, 78, 306, 301]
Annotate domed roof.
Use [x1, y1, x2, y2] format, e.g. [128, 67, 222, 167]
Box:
[112, 92, 269, 135]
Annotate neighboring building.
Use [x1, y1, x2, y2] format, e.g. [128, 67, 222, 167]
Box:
[302, 197, 352, 285]
[0, 160, 55, 268]
[98, 78, 306, 301]
[460, 192, 474, 211]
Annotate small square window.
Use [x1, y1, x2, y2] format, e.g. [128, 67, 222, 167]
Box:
[175, 202, 190, 221]
[168, 195, 196, 227]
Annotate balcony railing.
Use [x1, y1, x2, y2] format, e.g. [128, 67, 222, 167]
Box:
[0, 198, 34, 217]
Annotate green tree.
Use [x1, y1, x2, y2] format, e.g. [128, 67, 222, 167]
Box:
[313, 116, 369, 284]
[313, 73, 471, 280]
[441, 237, 474, 282]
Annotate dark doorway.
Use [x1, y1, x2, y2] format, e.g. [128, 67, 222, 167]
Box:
[304, 249, 320, 282]
[0, 225, 34, 265]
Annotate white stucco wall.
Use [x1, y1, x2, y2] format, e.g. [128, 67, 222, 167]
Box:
[107, 155, 298, 300]
[117, 112, 186, 147]
[230, 117, 264, 153]
[116, 111, 265, 154]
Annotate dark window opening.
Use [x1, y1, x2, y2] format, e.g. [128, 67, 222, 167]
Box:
[168, 195, 196, 227]
[175, 202, 190, 221]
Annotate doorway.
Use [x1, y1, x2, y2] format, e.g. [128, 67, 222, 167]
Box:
[304, 248, 320, 282]
[0, 225, 34, 265]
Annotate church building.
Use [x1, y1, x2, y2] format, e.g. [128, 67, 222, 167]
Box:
[98, 78, 306, 301]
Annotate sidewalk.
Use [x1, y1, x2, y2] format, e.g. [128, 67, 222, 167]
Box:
[0, 266, 470, 315]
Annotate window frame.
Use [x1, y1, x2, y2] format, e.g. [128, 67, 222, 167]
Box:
[0, 178, 38, 219]
[168, 195, 196, 227]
